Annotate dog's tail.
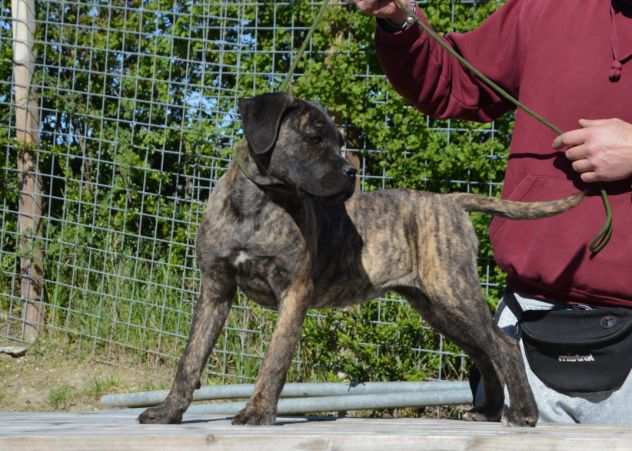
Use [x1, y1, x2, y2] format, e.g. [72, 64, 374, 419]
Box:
[448, 192, 584, 219]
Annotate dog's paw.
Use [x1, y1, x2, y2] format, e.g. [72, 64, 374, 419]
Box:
[501, 407, 537, 427]
[231, 405, 275, 426]
[462, 407, 501, 423]
[138, 404, 183, 424]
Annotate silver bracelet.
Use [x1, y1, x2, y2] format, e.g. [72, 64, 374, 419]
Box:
[384, 1, 417, 31]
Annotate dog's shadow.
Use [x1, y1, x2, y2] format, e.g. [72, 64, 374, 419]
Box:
[275, 415, 338, 426]
[183, 415, 339, 426]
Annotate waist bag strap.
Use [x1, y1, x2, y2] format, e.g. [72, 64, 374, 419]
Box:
[503, 289, 526, 320]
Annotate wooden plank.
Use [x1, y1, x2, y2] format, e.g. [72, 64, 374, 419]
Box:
[1, 410, 632, 451]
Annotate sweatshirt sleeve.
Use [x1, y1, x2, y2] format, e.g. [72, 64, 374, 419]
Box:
[376, 0, 528, 122]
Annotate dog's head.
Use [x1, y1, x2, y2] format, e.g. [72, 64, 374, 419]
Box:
[238, 92, 356, 202]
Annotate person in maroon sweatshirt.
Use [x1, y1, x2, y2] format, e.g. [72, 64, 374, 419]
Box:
[352, 0, 632, 424]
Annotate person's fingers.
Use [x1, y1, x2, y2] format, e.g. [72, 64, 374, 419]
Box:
[578, 118, 618, 128]
[552, 128, 589, 149]
[579, 171, 600, 183]
[354, 0, 393, 14]
[570, 158, 594, 174]
[564, 144, 590, 161]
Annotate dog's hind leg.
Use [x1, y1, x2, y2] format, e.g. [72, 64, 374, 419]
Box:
[403, 206, 537, 426]
[407, 284, 536, 426]
[138, 270, 236, 424]
[232, 273, 312, 426]
[408, 237, 537, 427]
[402, 288, 502, 419]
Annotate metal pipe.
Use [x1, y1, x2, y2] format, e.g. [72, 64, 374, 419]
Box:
[184, 389, 473, 415]
[101, 381, 469, 408]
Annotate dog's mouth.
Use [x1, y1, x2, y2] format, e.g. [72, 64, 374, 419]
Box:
[324, 188, 354, 204]
[301, 185, 354, 204]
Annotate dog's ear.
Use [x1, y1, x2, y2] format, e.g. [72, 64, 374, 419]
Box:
[238, 92, 294, 154]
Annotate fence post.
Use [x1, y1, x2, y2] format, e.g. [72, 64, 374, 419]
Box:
[11, 0, 44, 343]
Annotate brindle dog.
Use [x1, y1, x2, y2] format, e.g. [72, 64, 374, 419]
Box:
[138, 92, 582, 427]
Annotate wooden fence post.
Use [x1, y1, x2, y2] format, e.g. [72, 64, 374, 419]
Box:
[12, 0, 44, 343]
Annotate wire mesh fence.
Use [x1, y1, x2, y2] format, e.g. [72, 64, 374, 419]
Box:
[0, 0, 509, 384]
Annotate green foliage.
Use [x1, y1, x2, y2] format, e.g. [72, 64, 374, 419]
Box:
[85, 375, 121, 401]
[48, 385, 75, 410]
[0, 1, 512, 384]
[296, 298, 465, 383]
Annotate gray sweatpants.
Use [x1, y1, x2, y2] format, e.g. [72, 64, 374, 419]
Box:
[492, 292, 632, 424]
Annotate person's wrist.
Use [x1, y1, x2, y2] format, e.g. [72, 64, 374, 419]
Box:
[381, 1, 416, 32]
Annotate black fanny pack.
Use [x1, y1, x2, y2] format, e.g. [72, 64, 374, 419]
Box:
[505, 291, 632, 394]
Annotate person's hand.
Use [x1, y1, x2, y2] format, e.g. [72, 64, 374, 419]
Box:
[553, 118, 632, 183]
[350, 0, 409, 23]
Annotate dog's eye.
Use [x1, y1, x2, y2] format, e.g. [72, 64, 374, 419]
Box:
[306, 135, 323, 144]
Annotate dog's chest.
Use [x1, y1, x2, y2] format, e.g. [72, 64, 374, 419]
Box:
[233, 251, 252, 266]
[233, 256, 290, 309]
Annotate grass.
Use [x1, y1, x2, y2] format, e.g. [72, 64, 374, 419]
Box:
[48, 385, 74, 410]
[0, 333, 468, 420]
[86, 375, 122, 401]
[0, 335, 174, 412]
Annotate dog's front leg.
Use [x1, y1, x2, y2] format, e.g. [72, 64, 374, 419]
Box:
[138, 272, 235, 424]
[232, 275, 312, 426]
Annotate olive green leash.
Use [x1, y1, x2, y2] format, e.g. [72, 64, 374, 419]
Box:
[279, 0, 331, 94]
[392, 0, 613, 254]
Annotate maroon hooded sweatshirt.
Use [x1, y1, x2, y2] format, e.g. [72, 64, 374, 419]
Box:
[376, 0, 632, 306]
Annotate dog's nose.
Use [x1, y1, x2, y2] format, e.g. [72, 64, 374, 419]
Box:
[345, 167, 357, 178]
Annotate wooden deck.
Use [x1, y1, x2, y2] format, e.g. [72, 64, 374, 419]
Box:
[1, 409, 632, 450]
